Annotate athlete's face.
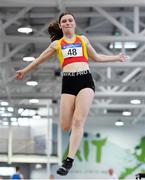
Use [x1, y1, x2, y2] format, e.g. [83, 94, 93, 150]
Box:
[59, 14, 76, 35]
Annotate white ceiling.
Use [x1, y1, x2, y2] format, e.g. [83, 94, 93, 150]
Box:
[1, 0, 145, 126]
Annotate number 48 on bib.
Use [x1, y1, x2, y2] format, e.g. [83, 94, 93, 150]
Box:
[62, 43, 83, 58]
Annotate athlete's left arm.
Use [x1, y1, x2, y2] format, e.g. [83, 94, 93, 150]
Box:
[82, 35, 128, 62]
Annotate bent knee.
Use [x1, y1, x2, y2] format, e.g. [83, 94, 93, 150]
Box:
[61, 123, 71, 132]
[72, 115, 85, 128]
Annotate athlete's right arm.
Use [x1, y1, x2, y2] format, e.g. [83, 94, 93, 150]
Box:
[16, 41, 58, 80]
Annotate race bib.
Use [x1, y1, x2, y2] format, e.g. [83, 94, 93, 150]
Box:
[62, 43, 83, 58]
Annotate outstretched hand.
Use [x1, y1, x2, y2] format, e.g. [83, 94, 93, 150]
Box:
[119, 53, 129, 62]
[16, 70, 25, 80]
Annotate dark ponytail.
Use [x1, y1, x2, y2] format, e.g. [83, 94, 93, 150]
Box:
[48, 21, 63, 42]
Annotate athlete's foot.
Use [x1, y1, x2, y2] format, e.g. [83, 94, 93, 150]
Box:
[56, 158, 73, 176]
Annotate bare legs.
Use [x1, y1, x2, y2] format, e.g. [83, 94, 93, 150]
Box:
[59, 93, 75, 131]
[60, 88, 95, 158]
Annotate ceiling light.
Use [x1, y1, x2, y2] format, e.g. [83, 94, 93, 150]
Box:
[2, 112, 12, 117]
[1, 101, 9, 106]
[26, 81, 38, 86]
[130, 99, 141, 105]
[35, 164, 42, 169]
[109, 42, 138, 49]
[29, 99, 39, 104]
[122, 111, 131, 116]
[115, 120, 124, 126]
[18, 108, 24, 114]
[0, 107, 5, 111]
[10, 117, 17, 122]
[23, 56, 35, 62]
[17, 26, 33, 34]
[7, 107, 14, 112]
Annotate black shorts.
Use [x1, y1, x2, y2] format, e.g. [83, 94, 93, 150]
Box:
[61, 70, 95, 96]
